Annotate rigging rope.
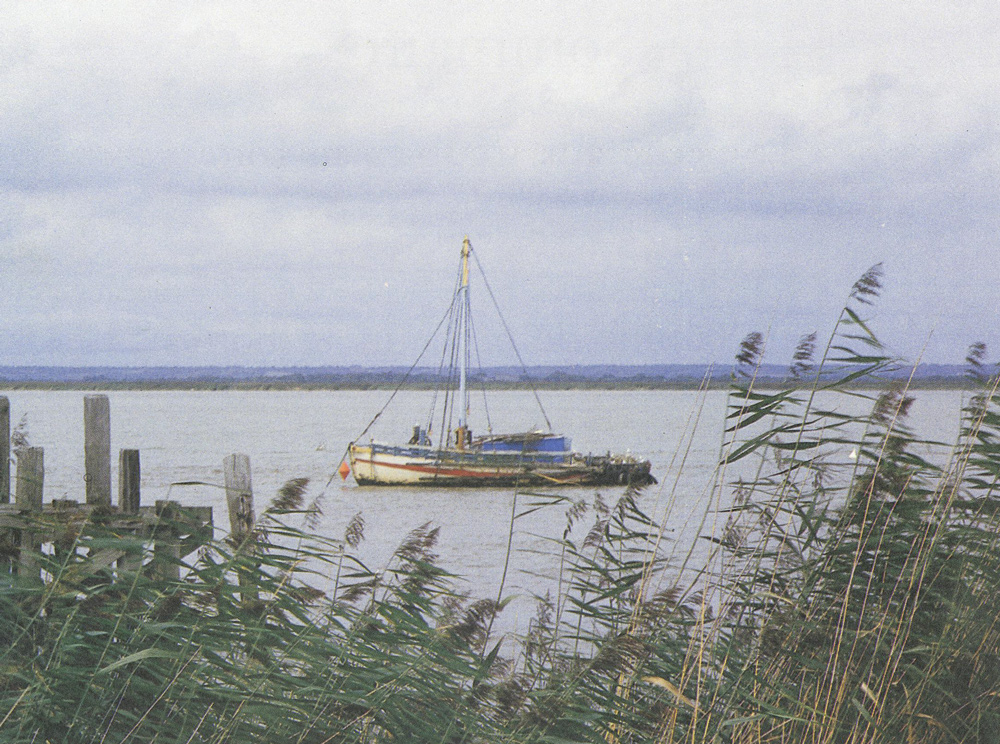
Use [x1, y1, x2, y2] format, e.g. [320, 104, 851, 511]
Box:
[468, 303, 493, 434]
[348, 300, 455, 448]
[342, 239, 555, 475]
[468, 244, 553, 432]
[431, 294, 457, 444]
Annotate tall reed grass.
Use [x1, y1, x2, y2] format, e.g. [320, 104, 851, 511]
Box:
[3, 265, 1000, 742]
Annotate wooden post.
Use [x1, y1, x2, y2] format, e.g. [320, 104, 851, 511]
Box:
[119, 449, 141, 514]
[84, 395, 111, 507]
[15, 446, 43, 512]
[1, 396, 9, 503]
[152, 500, 180, 580]
[15, 446, 43, 577]
[118, 449, 142, 574]
[224, 454, 255, 543]
[224, 454, 258, 603]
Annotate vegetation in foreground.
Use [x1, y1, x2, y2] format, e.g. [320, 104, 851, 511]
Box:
[4, 264, 1000, 742]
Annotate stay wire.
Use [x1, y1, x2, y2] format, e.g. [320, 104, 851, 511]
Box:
[437, 251, 469, 448]
[347, 299, 456, 451]
[468, 301, 493, 434]
[468, 244, 553, 432]
[430, 290, 460, 441]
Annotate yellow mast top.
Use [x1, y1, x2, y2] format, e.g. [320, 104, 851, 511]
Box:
[461, 236, 470, 288]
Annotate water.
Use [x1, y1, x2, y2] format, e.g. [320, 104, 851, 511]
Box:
[2, 388, 967, 629]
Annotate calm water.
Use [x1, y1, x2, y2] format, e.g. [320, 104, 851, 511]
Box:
[3, 388, 966, 626]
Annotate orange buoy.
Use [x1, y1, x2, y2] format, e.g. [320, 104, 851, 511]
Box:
[338, 460, 351, 480]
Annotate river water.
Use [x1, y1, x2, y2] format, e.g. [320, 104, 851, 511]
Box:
[2, 388, 967, 631]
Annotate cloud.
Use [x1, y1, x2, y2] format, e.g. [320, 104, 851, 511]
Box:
[1, 1, 998, 366]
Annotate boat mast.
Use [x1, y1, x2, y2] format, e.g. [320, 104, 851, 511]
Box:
[457, 236, 471, 447]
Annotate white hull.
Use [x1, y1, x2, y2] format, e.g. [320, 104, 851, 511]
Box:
[343, 238, 656, 489]
[347, 443, 654, 487]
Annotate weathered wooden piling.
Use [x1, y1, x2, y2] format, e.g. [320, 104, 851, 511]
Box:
[152, 500, 181, 580]
[15, 446, 44, 513]
[118, 449, 142, 573]
[84, 395, 111, 507]
[224, 454, 255, 543]
[15, 447, 44, 577]
[119, 449, 141, 514]
[224, 453, 258, 602]
[1, 396, 9, 503]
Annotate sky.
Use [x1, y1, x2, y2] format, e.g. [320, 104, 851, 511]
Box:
[2, 1, 998, 369]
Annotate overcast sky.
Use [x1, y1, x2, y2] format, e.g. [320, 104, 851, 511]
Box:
[2, 1, 998, 369]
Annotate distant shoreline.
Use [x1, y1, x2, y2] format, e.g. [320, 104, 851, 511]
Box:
[0, 363, 977, 392]
[0, 379, 975, 392]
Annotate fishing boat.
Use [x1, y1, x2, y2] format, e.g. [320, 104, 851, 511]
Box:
[345, 238, 656, 487]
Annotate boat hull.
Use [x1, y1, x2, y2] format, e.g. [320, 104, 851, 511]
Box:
[348, 443, 656, 487]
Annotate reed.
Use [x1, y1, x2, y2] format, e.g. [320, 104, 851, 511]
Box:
[3, 267, 1000, 742]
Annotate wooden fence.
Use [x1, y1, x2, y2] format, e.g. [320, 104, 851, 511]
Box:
[0, 394, 255, 580]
